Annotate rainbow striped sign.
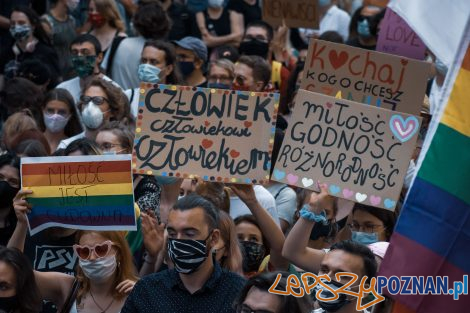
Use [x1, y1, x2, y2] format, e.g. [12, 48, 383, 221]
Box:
[21, 155, 136, 235]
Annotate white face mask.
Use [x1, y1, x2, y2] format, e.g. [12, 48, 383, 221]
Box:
[43, 112, 70, 133]
[79, 255, 117, 282]
[208, 0, 225, 8]
[81, 101, 105, 130]
[66, 0, 80, 11]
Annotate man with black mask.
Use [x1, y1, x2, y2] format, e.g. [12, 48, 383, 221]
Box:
[122, 195, 246, 313]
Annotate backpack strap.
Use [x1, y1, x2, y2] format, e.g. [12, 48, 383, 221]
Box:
[106, 36, 126, 76]
[274, 185, 289, 200]
[60, 278, 80, 313]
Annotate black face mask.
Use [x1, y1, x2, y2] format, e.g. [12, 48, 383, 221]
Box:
[240, 241, 266, 273]
[309, 220, 338, 241]
[239, 39, 269, 58]
[0, 295, 19, 313]
[314, 279, 351, 312]
[0, 181, 18, 209]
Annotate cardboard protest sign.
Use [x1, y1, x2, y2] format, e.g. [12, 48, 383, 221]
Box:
[301, 39, 431, 115]
[21, 155, 136, 235]
[133, 84, 278, 184]
[376, 8, 426, 60]
[272, 89, 421, 210]
[262, 0, 319, 29]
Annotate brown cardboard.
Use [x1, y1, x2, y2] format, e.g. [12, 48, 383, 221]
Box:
[272, 89, 421, 210]
[262, 0, 319, 29]
[300, 39, 431, 115]
[133, 84, 278, 184]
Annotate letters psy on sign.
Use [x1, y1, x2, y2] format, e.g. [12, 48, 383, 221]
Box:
[262, 0, 319, 29]
[301, 39, 431, 115]
[133, 84, 278, 184]
[21, 154, 136, 235]
[272, 89, 421, 210]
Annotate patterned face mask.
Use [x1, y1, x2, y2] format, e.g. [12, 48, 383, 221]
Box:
[240, 241, 266, 273]
[167, 233, 212, 274]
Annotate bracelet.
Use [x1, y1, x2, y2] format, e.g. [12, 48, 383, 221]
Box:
[299, 205, 328, 225]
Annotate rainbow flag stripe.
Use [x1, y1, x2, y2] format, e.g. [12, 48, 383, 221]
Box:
[21, 155, 136, 235]
[379, 25, 470, 313]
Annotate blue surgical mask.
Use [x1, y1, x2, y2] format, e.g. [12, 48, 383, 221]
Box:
[207, 82, 231, 89]
[357, 19, 372, 38]
[138, 63, 161, 83]
[352, 231, 378, 245]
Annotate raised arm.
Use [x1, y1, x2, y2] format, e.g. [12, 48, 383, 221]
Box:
[8, 189, 33, 251]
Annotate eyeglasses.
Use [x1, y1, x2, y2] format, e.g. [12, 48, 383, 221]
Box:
[236, 304, 274, 313]
[99, 143, 122, 151]
[80, 95, 109, 105]
[348, 222, 385, 233]
[73, 240, 114, 260]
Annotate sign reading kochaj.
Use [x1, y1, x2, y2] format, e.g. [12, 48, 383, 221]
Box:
[262, 0, 319, 29]
[21, 155, 136, 235]
[133, 84, 278, 184]
[301, 39, 431, 115]
[272, 89, 421, 210]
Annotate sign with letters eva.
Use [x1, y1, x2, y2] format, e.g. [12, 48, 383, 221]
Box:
[300, 39, 431, 115]
[272, 89, 421, 210]
[262, 0, 319, 29]
[376, 8, 426, 60]
[133, 84, 278, 184]
[21, 154, 136, 235]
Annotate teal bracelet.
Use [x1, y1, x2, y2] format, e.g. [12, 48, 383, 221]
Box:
[299, 205, 328, 225]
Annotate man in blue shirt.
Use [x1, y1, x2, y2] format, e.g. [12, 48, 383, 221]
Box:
[122, 194, 246, 313]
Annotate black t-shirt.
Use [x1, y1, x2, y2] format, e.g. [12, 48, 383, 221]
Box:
[167, 2, 201, 40]
[227, 0, 262, 26]
[204, 8, 231, 37]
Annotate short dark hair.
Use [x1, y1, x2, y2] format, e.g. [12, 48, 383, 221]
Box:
[330, 240, 377, 284]
[133, 2, 170, 40]
[70, 34, 102, 55]
[234, 271, 312, 313]
[0, 247, 42, 313]
[64, 138, 102, 156]
[237, 55, 271, 88]
[245, 20, 274, 42]
[0, 151, 20, 171]
[353, 204, 396, 240]
[319, 31, 344, 44]
[143, 40, 182, 84]
[173, 194, 220, 231]
[234, 214, 270, 254]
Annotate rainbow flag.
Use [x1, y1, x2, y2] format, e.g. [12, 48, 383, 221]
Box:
[21, 155, 136, 235]
[379, 18, 470, 313]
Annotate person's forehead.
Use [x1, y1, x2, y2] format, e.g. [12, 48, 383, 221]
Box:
[353, 209, 384, 225]
[71, 42, 96, 53]
[168, 207, 208, 230]
[84, 85, 106, 97]
[210, 65, 230, 77]
[243, 286, 281, 312]
[246, 26, 268, 39]
[236, 221, 262, 237]
[175, 46, 195, 56]
[96, 131, 119, 144]
[142, 46, 165, 59]
[79, 231, 109, 245]
[234, 63, 253, 76]
[11, 11, 29, 23]
[0, 261, 16, 285]
[361, 6, 381, 16]
[45, 100, 69, 110]
[0, 165, 19, 180]
[322, 249, 365, 277]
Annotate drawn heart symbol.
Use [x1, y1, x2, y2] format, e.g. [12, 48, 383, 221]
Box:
[201, 139, 213, 149]
[328, 50, 349, 70]
[326, 102, 333, 108]
[301, 177, 314, 187]
[329, 185, 340, 194]
[355, 193, 367, 203]
[342, 188, 354, 199]
[384, 198, 396, 209]
[273, 169, 286, 180]
[401, 59, 409, 66]
[204, 121, 210, 127]
[389, 115, 419, 142]
[370, 195, 382, 206]
[286, 174, 298, 185]
[230, 149, 240, 158]
[244, 121, 253, 128]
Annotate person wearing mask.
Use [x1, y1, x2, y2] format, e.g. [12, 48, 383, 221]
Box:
[348, 204, 396, 245]
[347, 6, 385, 50]
[232, 55, 271, 92]
[41, 0, 78, 79]
[41, 88, 83, 152]
[196, 0, 243, 50]
[129, 40, 182, 117]
[234, 271, 312, 313]
[56, 34, 120, 104]
[0, 247, 42, 313]
[57, 77, 132, 150]
[0, 153, 20, 247]
[207, 58, 234, 89]
[173, 36, 208, 87]
[0, 6, 60, 84]
[104, 1, 170, 90]
[121, 195, 246, 313]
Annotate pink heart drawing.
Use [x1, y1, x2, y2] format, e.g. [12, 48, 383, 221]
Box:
[342, 188, 354, 199]
[389, 115, 419, 143]
[286, 174, 299, 185]
[370, 195, 382, 206]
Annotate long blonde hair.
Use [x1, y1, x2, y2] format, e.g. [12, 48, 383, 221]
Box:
[75, 231, 138, 302]
[92, 0, 126, 32]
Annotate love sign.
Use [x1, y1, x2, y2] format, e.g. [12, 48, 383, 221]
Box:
[133, 84, 278, 184]
[301, 39, 431, 115]
[272, 89, 421, 210]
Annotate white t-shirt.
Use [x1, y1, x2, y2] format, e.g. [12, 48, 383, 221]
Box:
[229, 185, 280, 225]
[56, 75, 117, 105]
[125, 88, 140, 118]
[299, 5, 351, 42]
[57, 131, 85, 151]
[266, 183, 297, 227]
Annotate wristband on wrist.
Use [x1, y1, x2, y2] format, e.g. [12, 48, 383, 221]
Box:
[299, 205, 328, 225]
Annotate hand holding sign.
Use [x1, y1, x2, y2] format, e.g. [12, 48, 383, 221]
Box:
[13, 189, 33, 224]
